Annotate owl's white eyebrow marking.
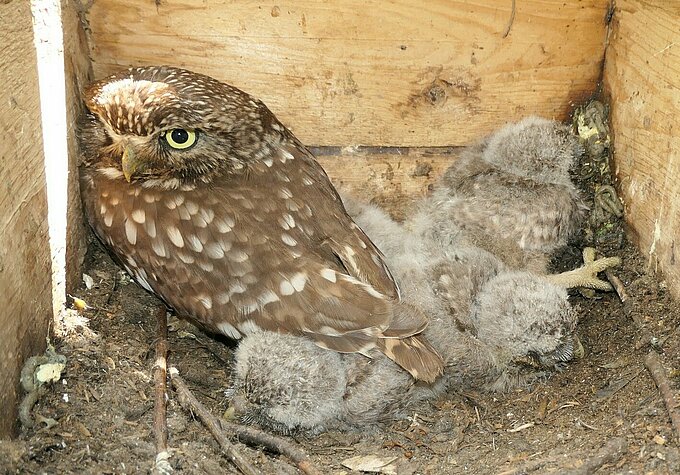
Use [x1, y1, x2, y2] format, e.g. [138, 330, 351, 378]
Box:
[98, 167, 124, 180]
[217, 321, 241, 339]
[166, 225, 185, 247]
[125, 219, 137, 245]
[281, 233, 297, 246]
[131, 209, 145, 224]
[320, 268, 337, 282]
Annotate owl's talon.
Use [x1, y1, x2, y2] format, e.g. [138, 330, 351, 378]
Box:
[547, 247, 621, 290]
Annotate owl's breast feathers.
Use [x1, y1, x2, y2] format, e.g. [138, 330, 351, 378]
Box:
[80, 139, 442, 381]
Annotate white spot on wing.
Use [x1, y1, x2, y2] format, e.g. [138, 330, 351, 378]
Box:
[281, 233, 297, 246]
[217, 321, 241, 339]
[205, 242, 225, 259]
[186, 234, 203, 252]
[290, 272, 307, 292]
[151, 239, 166, 258]
[196, 294, 212, 310]
[167, 226, 184, 248]
[131, 209, 145, 224]
[279, 280, 295, 296]
[320, 268, 337, 282]
[239, 320, 260, 333]
[144, 219, 157, 238]
[125, 219, 137, 245]
[258, 289, 280, 307]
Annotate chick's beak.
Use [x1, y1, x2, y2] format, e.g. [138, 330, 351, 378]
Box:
[121, 146, 141, 182]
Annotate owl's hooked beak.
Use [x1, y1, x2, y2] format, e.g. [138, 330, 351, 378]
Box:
[121, 146, 143, 182]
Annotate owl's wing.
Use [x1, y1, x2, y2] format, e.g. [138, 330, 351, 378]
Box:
[281, 142, 400, 299]
[260, 260, 426, 355]
[322, 234, 400, 300]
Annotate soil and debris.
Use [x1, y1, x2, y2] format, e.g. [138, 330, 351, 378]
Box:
[2, 104, 680, 474]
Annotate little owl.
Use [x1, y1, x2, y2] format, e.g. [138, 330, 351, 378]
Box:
[78, 65, 444, 382]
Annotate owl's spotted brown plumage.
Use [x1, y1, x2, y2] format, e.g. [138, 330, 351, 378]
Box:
[78, 66, 443, 382]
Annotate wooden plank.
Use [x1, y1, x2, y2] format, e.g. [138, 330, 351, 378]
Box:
[603, 1, 680, 296]
[315, 147, 459, 221]
[0, 1, 52, 437]
[63, 0, 92, 291]
[85, 0, 610, 147]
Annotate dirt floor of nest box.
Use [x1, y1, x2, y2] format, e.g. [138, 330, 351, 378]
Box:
[1, 0, 679, 473]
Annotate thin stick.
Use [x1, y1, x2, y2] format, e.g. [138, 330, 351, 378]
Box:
[644, 352, 680, 445]
[606, 271, 680, 443]
[562, 437, 628, 475]
[169, 369, 261, 475]
[152, 306, 172, 475]
[219, 419, 323, 475]
[604, 269, 655, 348]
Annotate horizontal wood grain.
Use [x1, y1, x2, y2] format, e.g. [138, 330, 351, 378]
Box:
[315, 147, 459, 221]
[85, 0, 610, 146]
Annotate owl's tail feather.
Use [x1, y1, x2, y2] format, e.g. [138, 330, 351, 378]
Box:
[377, 335, 444, 383]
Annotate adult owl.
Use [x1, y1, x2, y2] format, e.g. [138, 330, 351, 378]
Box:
[78, 65, 443, 382]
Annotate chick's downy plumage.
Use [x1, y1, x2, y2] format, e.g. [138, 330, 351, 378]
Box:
[78, 66, 443, 382]
[232, 193, 581, 433]
[422, 116, 587, 272]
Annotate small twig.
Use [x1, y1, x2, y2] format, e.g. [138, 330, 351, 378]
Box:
[152, 306, 172, 475]
[644, 352, 680, 444]
[170, 369, 262, 475]
[605, 270, 656, 349]
[219, 419, 323, 475]
[562, 437, 628, 475]
[502, 0, 516, 38]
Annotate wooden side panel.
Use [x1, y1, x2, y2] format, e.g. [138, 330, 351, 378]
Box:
[604, 1, 680, 296]
[86, 0, 610, 147]
[0, 1, 52, 437]
[63, 0, 92, 291]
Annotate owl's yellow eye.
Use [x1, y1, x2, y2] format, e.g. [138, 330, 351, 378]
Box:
[162, 128, 198, 150]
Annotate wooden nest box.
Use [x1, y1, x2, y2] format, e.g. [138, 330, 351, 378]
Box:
[0, 0, 677, 437]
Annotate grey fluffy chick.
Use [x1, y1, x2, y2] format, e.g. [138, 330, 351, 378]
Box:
[230, 198, 580, 433]
[420, 116, 587, 272]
